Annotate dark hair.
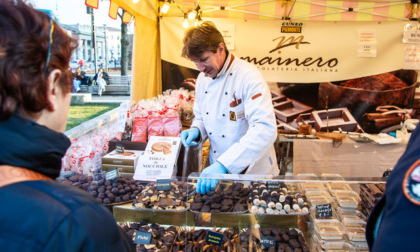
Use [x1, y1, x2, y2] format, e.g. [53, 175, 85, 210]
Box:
[0, 0, 77, 120]
[182, 21, 228, 60]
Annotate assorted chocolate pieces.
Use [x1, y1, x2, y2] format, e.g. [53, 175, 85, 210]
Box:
[57, 173, 93, 191]
[360, 183, 385, 217]
[120, 221, 309, 252]
[249, 182, 309, 215]
[244, 227, 309, 252]
[190, 182, 249, 213]
[87, 177, 144, 204]
[133, 181, 194, 211]
[120, 221, 177, 252]
[173, 227, 240, 252]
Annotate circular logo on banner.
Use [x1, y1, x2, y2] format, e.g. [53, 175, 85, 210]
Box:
[403, 159, 420, 205]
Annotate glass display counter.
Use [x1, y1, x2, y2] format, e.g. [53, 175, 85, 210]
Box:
[113, 173, 386, 251]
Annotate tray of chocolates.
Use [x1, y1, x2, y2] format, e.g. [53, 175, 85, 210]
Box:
[132, 181, 194, 212]
[239, 226, 310, 252]
[189, 182, 249, 213]
[119, 221, 178, 251]
[248, 182, 309, 215]
[87, 177, 144, 205]
[172, 226, 241, 251]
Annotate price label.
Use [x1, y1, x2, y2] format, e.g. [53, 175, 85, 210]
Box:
[60, 171, 75, 178]
[267, 181, 280, 191]
[134, 230, 152, 245]
[115, 144, 124, 154]
[205, 230, 224, 246]
[156, 179, 171, 191]
[105, 167, 119, 181]
[316, 204, 333, 218]
[260, 236, 276, 248]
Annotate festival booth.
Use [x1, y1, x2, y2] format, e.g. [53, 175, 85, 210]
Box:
[61, 1, 420, 250]
[93, 0, 420, 176]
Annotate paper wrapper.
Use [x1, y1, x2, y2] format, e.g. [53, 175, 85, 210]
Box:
[163, 117, 180, 137]
[131, 116, 148, 142]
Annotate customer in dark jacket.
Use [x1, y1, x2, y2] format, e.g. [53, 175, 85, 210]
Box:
[0, 1, 133, 251]
[366, 123, 420, 251]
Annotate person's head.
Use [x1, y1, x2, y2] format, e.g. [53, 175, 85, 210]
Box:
[0, 0, 77, 132]
[182, 21, 228, 78]
[98, 67, 104, 73]
[76, 67, 82, 74]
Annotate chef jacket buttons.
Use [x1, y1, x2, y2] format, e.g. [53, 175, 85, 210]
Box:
[205, 91, 208, 94]
[230, 73, 232, 76]
[222, 114, 225, 117]
[206, 112, 209, 115]
[225, 92, 228, 95]
[222, 135, 225, 138]
[214, 150, 216, 153]
[209, 132, 212, 135]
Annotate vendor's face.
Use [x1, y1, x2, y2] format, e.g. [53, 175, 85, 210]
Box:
[191, 43, 225, 78]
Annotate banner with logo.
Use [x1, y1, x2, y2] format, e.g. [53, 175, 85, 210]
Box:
[161, 17, 415, 83]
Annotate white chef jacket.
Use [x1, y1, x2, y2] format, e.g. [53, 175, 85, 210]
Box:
[191, 53, 279, 175]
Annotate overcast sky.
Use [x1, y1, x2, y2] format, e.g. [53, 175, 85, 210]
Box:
[28, 0, 129, 29]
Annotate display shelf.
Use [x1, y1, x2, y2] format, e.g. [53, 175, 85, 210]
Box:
[112, 174, 385, 251]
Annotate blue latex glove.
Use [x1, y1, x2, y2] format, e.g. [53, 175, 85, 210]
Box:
[196, 162, 227, 194]
[180, 128, 199, 148]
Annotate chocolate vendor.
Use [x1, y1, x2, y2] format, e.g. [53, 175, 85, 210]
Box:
[180, 22, 278, 194]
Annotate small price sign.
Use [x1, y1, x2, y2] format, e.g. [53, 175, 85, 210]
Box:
[267, 181, 280, 191]
[260, 236, 276, 248]
[316, 204, 333, 218]
[134, 230, 152, 245]
[205, 231, 224, 246]
[156, 179, 171, 191]
[115, 144, 124, 154]
[105, 167, 119, 181]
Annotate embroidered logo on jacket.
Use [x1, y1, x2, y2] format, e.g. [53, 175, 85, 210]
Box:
[403, 159, 420, 205]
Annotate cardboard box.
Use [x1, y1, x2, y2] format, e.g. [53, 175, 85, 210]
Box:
[102, 164, 135, 173]
[102, 150, 144, 166]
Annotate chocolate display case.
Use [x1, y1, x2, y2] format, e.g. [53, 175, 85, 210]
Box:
[113, 174, 386, 251]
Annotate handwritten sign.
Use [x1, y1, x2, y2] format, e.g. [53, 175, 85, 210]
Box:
[267, 181, 280, 191]
[105, 167, 119, 181]
[115, 144, 124, 154]
[316, 204, 333, 218]
[156, 179, 171, 191]
[260, 236, 276, 248]
[134, 230, 152, 245]
[205, 231, 224, 246]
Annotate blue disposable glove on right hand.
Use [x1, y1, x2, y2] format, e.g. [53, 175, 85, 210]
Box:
[180, 128, 199, 148]
[196, 162, 227, 194]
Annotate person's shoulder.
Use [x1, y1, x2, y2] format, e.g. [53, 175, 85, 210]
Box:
[233, 57, 261, 75]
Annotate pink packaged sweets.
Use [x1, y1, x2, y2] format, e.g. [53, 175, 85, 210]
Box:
[131, 116, 148, 142]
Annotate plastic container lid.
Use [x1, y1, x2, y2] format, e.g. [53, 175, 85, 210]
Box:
[306, 190, 333, 206]
[320, 173, 344, 180]
[314, 219, 346, 241]
[345, 226, 367, 242]
[334, 191, 361, 209]
[327, 183, 353, 194]
[336, 207, 367, 227]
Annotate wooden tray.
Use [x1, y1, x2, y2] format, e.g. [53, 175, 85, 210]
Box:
[311, 107, 359, 132]
[274, 99, 313, 123]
